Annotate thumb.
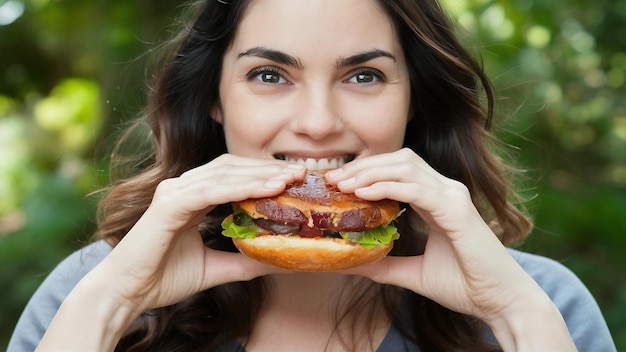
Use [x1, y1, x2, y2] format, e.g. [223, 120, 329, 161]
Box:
[202, 249, 293, 288]
[343, 255, 424, 293]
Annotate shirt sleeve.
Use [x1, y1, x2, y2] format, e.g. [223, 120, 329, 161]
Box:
[508, 248, 617, 352]
[7, 240, 112, 352]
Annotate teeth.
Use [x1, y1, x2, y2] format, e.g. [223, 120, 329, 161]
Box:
[305, 158, 317, 169]
[284, 156, 348, 170]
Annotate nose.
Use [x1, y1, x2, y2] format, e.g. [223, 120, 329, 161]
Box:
[289, 86, 344, 140]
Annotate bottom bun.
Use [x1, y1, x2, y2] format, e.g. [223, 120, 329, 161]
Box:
[233, 236, 393, 272]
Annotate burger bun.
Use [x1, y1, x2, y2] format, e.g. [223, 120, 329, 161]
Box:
[233, 236, 393, 272]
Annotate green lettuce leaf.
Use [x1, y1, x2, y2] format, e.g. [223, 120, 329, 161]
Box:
[222, 212, 399, 249]
[221, 214, 257, 239]
[340, 225, 399, 249]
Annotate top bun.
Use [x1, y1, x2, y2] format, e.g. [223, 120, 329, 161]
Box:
[237, 169, 399, 231]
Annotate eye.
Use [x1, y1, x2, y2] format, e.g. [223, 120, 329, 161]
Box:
[345, 68, 386, 84]
[247, 66, 288, 84]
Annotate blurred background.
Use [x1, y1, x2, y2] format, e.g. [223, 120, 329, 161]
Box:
[0, 0, 624, 349]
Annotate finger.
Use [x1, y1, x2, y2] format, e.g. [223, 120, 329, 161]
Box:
[356, 179, 484, 236]
[148, 164, 305, 224]
[353, 176, 459, 208]
[343, 255, 425, 294]
[327, 149, 438, 181]
[180, 161, 306, 198]
[173, 170, 302, 208]
[180, 154, 287, 177]
[202, 249, 291, 289]
[336, 162, 426, 194]
[181, 155, 304, 182]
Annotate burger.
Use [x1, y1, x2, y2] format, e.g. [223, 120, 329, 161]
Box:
[221, 169, 402, 271]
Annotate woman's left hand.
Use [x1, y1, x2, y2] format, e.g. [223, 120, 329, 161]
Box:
[326, 148, 553, 326]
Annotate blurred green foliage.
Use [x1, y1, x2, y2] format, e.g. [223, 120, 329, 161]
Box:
[0, 0, 624, 349]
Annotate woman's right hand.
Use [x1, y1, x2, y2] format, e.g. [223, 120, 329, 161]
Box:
[37, 155, 304, 352]
[100, 154, 305, 312]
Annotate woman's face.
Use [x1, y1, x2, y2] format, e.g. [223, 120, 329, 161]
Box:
[217, 0, 410, 169]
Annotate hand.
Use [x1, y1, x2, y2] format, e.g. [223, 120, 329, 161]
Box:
[327, 148, 542, 323]
[37, 155, 305, 351]
[95, 154, 305, 312]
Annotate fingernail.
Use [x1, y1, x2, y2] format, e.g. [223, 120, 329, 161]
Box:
[264, 179, 284, 189]
[326, 168, 343, 178]
[355, 186, 372, 195]
[286, 164, 305, 170]
[338, 177, 355, 186]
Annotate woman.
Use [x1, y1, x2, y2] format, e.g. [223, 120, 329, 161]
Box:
[9, 0, 615, 351]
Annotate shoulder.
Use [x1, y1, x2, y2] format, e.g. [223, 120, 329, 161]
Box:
[51, 240, 112, 274]
[507, 248, 592, 306]
[507, 248, 617, 352]
[38, 240, 112, 295]
[26, 239, 111, 308]
[7, 240, 112, 352]
[508, 248, 582, 291]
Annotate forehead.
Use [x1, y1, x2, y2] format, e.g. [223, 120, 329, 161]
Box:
[232, 0, 400, 57]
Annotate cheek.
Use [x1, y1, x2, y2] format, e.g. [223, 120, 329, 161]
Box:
[220, 95, 283, 155]
[358, 116, 406, 151]
[344, 93, 409, 152]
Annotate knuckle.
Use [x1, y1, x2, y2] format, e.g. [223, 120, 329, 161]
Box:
[267, 163, 286, 174]
[399, 147, 421, 162]
[212, 153, 233, 166]
[452, 179, 470, 192]
[398, 147, 413, 157]
[151, 181, 176, 207]
[154, 177, 177, 195]
[444, 181, 471, 199]
[179, 169, 194, 179]
[402, 162, 420, 175]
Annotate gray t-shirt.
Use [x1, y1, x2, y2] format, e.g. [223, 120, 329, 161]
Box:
[7, 241, 616, 351]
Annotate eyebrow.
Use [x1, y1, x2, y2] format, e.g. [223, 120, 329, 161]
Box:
[238, 47, 396, 70]
[336, 49, 396, 69]
[238, 47, 303, 69]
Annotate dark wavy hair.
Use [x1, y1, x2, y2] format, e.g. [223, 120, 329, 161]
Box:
[96, 0, 531, 350]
